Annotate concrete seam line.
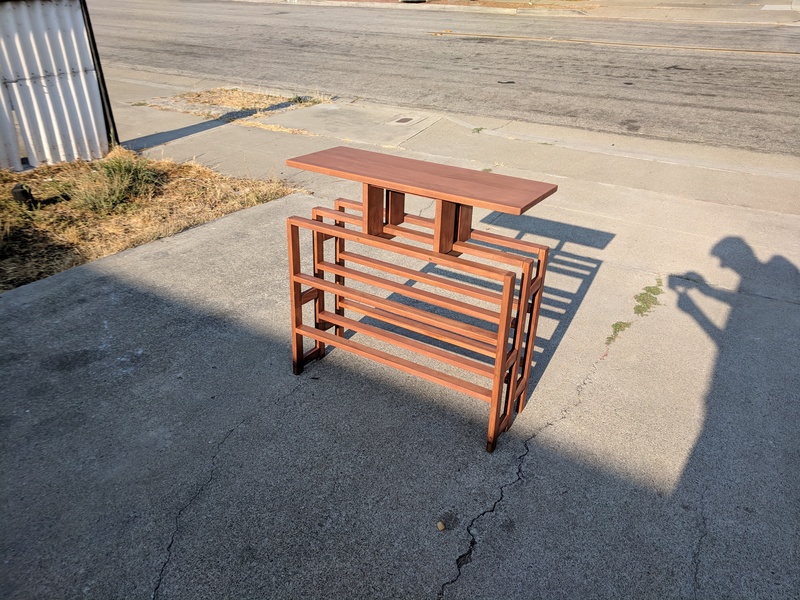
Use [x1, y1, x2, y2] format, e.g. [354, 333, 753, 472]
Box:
[151, 382, 305, 599]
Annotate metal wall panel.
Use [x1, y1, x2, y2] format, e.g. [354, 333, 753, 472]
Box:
[0, 0, 108, 170]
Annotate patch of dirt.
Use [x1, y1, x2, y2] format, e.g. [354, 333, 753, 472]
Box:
[1, 147, 297, 292]
[140, 87, 328, 135]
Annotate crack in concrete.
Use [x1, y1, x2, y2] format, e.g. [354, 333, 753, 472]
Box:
[151, 383, 304, 599]
[439, 362, 600, 598]
[418, 199, 436, 218]
[691, 486, 709, 600]
[436, 350, 608, 600]
[151, 420, 247, 600]
[438, 437, 533, 599]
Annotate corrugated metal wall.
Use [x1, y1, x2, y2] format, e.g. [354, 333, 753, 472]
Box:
[0, 0, 109, 170]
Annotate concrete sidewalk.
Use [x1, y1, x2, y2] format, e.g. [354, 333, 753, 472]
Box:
[1, 67, 799, 599]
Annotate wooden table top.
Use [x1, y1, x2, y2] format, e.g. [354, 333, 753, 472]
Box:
[286, 146, 558, 215]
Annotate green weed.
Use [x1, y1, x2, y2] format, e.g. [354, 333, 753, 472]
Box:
[606, 278, 664, 344]
[606, 321, 632, 344]
[634, 278, 664, 316]
[64, 150, 165, 214]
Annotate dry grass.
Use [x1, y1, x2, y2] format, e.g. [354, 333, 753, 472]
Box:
[162, 87, 330, 120]
[178, 88, 291, 111]
[0, 147, 295, 292]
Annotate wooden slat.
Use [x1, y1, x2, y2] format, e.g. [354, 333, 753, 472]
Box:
[318, 261, 502, 324]
[287, 221, 304, 375]
[300, 288, 319, 304]
[338, 250, 504, 305]
[335, 198, 363, 211]
[387, 190, 405, 225]
[287, 146, 558, 215]
[294, 273, 498, 344]
[297, 325, 493, 402]
[434, 199, 458, 253]
[319, 310, 494, 378]
[287, 216, 512, 281]
[457, 204, 473, 242]
[312, 206, 362, 227]
[339, 299, 497, 358]
[468, 229, 550, 255]
[338, 202, 545, 268]
[383, 224, 434, 245]
[364, 184, 384, 235]
[452, 241, 529, 269]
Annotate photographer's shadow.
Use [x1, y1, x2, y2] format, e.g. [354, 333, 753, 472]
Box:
[668, 236, 799, 592]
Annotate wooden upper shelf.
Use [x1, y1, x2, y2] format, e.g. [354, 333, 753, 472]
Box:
[286, 146, 558, 216]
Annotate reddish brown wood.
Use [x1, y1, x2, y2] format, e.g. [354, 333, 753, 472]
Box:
[319, 310, 494, 378]
[294, 272, 498, 345]
[285, 148, 556, 452]
[289, 215, 512, 282]
[337, 250, 504, 305]
[487, 271, 516, 453]
[330, 199, 550, 419]
[296, 325, 493, 401]
[434, 199, 458, 254]
[286, 221, 305, 375]
[287, 146, 558, 215]
[364, 184, 384, 236]
[339, 299, 497, 358]
[318, 260, 502, 324]
[387, 190, 405, 225]
[382, 224, 433, 245]
[457, 204, 473, 242]
[516, 245, 548, 413]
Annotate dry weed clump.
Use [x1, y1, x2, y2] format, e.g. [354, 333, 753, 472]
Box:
[0, 147, 295, 292]
[178, 88, 292, 112]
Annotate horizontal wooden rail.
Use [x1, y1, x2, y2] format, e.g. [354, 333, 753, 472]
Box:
[294, 273, 499, 345]
[318, 261, 502, 325]
[339, 299, 497, 358]
[297, 325, 493, 401]
[338, 250, 505, 305]
[288, 216, 512, 282]
[319, 310, 495, 378]
[333, 199, 543, 269]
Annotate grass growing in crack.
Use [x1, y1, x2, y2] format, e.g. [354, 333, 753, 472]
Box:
[634, 278, 664, 316]
[1, 147, 295, 291]
[605, 278, 664, 344]
[606, 321, 632, 344]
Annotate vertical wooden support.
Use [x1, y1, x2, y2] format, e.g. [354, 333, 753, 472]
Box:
[334, 205, 346, 336]
[517, 247, 548, 413]
[456, 204, 473, 242]
[287, 221, 304, 375]
[387, 190, 406, 225]
[364, 184, 384, 236]
[312, 214, 326, 356]
[504, 259, 534, 425]
[434, 199, 458, 254]
[486, 271, 516, 452]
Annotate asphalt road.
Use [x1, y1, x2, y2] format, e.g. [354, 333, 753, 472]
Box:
[89, 0, 800, 155]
